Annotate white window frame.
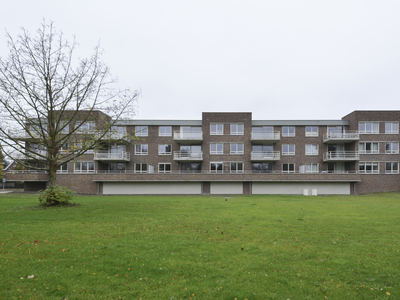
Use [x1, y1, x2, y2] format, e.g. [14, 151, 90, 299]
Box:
[282, 163, 295, 173]
[135, 126, 148, 137]
[305, 144, 318, 155]
[359, 162, 379, 174]
[159, 126, 172, 137]
[210, 162, 223, 173]
[300, 163, 318, 173]
[385, 122, 399, 134]
[386, 162, 399, 174]
[282, 126, 295, 137]
[359, 142, 379, 154]
[282, 144, 295, 155]
[135, 144, 148, 155]
[305, 126, 318, 137]
[386, 142, 399, 154]
[158, 144, 172, 155]
[57, 163, 68, 173]
[230, 162, 243, 174]
[158, 163, 172, 173]
[230, 143, 244, 154]
[135, 163, 148, 173]
[210, 123, 224, 135]
[359, 122, 379, 134]
[76, 121, 96, 133]
[74, 161, 95, 173]
[210, 143, 223, 155]
[230, 123, 244, 135]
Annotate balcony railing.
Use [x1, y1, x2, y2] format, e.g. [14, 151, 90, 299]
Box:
[251, 131, 280, 142]
[250, 151, 280, 161]
[323, 131, 359, 143]
[98, 131, 130, 142]
[173, 151, 203, 161]
[173, 131, 203, 143]
[323, 151, 360, 162]
[8, 129, 41, 140]
[10, 150, 47, 161]
[94, 151, 130, 162]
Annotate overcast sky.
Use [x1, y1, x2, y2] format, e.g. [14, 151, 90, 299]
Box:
[1, 1, 400, 120]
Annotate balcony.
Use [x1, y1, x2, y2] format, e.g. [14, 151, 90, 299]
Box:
[173, 151, 203, 161]
[8, 129, 41, 141]
[323, 131, 359, 144]
[94, 151, 130, 162]
[323, 151, 359, 162]
[98, 132, 130, 143]
[10, 150, 47, 161]
[173, 131, 203, 144]
[250, 151, 280, 161]
[251, 131, 280, 143]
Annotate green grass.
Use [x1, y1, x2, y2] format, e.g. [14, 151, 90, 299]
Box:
[1, 193, 399, 299]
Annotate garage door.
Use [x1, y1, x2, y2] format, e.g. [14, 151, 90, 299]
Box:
[252, 182, 350, 195]
[103, 182, 202, 195]
[210, 182, 243, 194]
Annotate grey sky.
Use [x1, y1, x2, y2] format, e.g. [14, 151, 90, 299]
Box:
[1, 1, 400, 120]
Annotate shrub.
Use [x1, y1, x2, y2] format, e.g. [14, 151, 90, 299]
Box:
[38, 185, 76, 207]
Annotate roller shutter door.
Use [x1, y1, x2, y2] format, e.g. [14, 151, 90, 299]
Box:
[252, 182, 350, 195]
[103, 182, 202, 195]
[210, 182, 243, 194]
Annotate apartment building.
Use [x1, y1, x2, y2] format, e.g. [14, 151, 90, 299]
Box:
[6, 110, 400, 195]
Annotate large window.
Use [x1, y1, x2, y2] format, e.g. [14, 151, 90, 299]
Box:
[74, 162, 95, 173]
[109, 163, 126, 173]
[57, 164, 68, 173]
[230, 162, 243, 173]
[252, 126, 274, 138]
[159, 144, 172, 155]
[252, 163, 273, 173]
[210, 143, 223, 154]
[135, 163, 148, 173]
[386, 142, 399, 154]
[386, 162, 399, 174]
[305, 126, 318, 137]
[210, 162, 223, 173]
[135, 126, 148, 137]
[359, 142, 379, 154]
[210, 124, 224, 135]
[180, 162, 202, 173]
[230, 124, 244, 135]
[135, 144, 148, 155]
[230, 143, 244, 154]
[282, 126, 295, 137]
[282, 144, 295, 155]
[158, 163, 171, 173]
[300, 163, 318, 173]
[159, 126, 172, 137]
[282, 163, 295, 173]
[385, 122, 398, 134]
[359, 122, 379, 134]
[359, 162, 379, 174]
[305, 144, 318, 155]
[76, 121, 95, 133]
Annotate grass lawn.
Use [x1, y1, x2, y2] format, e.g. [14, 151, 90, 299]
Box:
[0, 192, 399, 299]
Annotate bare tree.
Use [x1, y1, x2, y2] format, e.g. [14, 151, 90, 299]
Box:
[0, 22, 139, 190]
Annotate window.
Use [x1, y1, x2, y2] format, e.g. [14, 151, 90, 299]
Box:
[385, 122, 398, 134]
[210, 162, 223, 173]
[135, 163, 148, 173]
[110, 126, 126, 138]
[159, 144, 172, 155]
[230, 124, 244, 135]
[282, 144, 295, 155]
[282, 163, 295, 173]
[180, 162, 202, 173]
[59, 122, 69, 134]
[230, 162, 243, 173]
[76, 121, 95, 133]
[211, 124, 224, 135]
[135, 144, 148, 155]
[386, 162, 399, 174]
[74, 142, 93, 154]
[359, 122, 379, 134]
[305, 144, 318, 155]
[210, 143, 223, 154]
[135, 126, 148, 137]
[57, 163, 68, 173]
[74, 162, 95, 173]
[386, 142, 399, 154]
[305, 126, 318, 137]
[252, 126, 274, 138]
[252, 163, 273, 173]
[179, 126, 202, 139]
[109, 163, 126, 173]
[359, 162, 379, 174]
[359, 142, 379, 154]
[230, 143, 244, 154]
[282, 126, 295, 137]
[159, 163, 171, 173]
[300, 163, 318, 173]
[159, 126, 172, 137]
